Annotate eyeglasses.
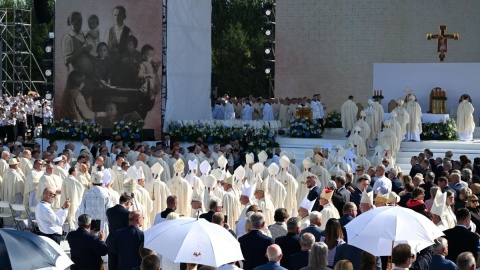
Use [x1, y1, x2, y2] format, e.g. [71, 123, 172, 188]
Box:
[472, 200, 479, 203]
[48, 193, 56, 197]
[356, 169, 363, 172]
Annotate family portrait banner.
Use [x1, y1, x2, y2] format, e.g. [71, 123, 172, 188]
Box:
[54, 0, 163, 139]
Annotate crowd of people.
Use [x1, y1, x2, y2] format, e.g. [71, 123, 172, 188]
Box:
[0, 129, 478, 270]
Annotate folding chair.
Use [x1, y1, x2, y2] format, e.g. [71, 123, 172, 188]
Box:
[10, 204, 34, 231]
[29, 206, 39, 233]
[0, 201, 13, 228]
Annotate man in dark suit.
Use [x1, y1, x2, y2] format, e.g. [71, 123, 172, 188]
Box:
[351, 175, 372, 212]
[253, 244, 287, 270]
[199, 197, 222, 222]
[434, 157, 444, 181]
[159, 195, 178, 219]
[109, 210, 145, 270]
[429, 237, 456, 270]
[420, 172, 435, 201]
[388, 168, 403, 194]
[444, 208, 479, 262]
[163, 133, 173, 149]
[106, 194, 132, 270]
[239, 212, 274, 270]
[274, 217, 301, 268]
[289, 233, 315, 270]
[300, 211, 324, 242]
[306, 175, 321, 212]
[409, 156, 423, 178]
[67, 214, 108, 270]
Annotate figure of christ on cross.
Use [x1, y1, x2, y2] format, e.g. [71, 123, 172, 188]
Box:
[427, 25, 459, 61]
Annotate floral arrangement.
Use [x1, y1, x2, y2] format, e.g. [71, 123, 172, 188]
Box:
[289, 117, 323, 138]
[325, 110, 342, 128]
[421, 118, 458, 140]
[168, 121, 278, 155]
[112, 120, 145, 141]
[43, 119, 103, 141]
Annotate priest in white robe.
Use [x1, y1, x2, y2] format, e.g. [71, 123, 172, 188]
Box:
[239, 183, 256, 221]
[405, 94, 422, 142]
[111, 156, 126, 192]
[0, 151, 10, 177]
[262, 100, 275, 121]
[242, 101, 253, 121]
[19, 150, 33, 176]
[296, 158, 314, 206]
[278, 156, 299, 217]
[353, 111, 371, 145]
[312, 154, 331, 190]
[61, 168, 85, 230]
[36, 163, 63, 209]
[318, 188, 340, 230]
[23, 159, 44, 207]
[365, 99, 380, 147]
[347, 126, 367, 158]
[135, 153, 153, 193]
[221, 175, 242, 230]
[53, 157, 68, 180]
[132, 168, 153, 231]
[2, 159, 24, 204]
[254, 182, 275, 226]
[224, 97, 235, 120]
[391, 99, 409, 138]
[265, 163, 287, 209]
[457, 94, 475, 141]
[377, 120, 399, 166]
[341, 96, 358, 136]
[186, 159, 206, 206]
[151, 163, 172, 222]
[166, 159, 193, 216]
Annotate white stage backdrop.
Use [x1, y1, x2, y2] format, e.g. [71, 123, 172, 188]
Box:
[373, 63, 480, 125]
[165, 0, 212, 128]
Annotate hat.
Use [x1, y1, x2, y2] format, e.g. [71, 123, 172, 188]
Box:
[360, 110, 367, 117]
[258, 151, 268, 163]
[390, 111, 397, 118]
[252, 163, 264, 174]
[241, 184, 256, 198]
[174, 159, 185, 174]
[245, 153, 254, 164]
[368, 99, 374, 105]
[199, 160, 211, 175]
[360, 190, 374, 205]
[53, 157, 63, 163]
[408, 95, 416, 101]
[127, 166, 145, 180]
[188, 159, 198, 172]
[388, 192, 400, 204]
[279, 155, 290, 168]
[151, 163, 164, 178]
[313, 146, 321, 154]
[336, 147, 346, 158]
[203, 175, 217, 189]
[305, 150, 314, 159]
[397, 99, 404, 106]
[354, 126, 361, 132]
[217, 155, 227, 169]
[287, 151, 295, 160]
[268, 163, 279, 176]
[302, 158, 313, 169]
[191, 191, 203, 202]
[299, 195, 315, 212]
[92, 171, 104, 184]
[320, 188, 334, 201]
[8, 158, 18, 165]
[375, 191, 389, 205]
[123, 178, 137, 193]
[210, 169, 223, 181]
[234, 165, 246, 182]
[255, 181, 265, 191]
[223, 175, 234, 185]
[430, 190, 447, 216]
[383, 120, 392, 127]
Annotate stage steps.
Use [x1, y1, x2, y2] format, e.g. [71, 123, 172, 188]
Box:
[277, 128, 480, 176]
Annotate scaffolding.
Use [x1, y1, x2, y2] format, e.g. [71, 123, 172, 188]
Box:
[0, 8, 47, 96]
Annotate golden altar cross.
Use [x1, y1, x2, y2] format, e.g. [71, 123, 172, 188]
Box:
[427, 25, 459, 61]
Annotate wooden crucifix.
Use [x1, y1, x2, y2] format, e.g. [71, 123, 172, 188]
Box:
[427, 25, 459, 61]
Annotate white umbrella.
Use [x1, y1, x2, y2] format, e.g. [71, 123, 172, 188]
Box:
[37, 236, 74, 270]
[345, 206, 444, 256]
[145, 218, 244, 267]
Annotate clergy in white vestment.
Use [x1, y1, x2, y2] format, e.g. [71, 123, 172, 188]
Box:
[135, 153, 153, 192]
[186, 159, 206, 206]
[242, 100, 253, 120]
[104, 176, 120, 205]
[149, 151, 171, 182]
[221, 175, 242, 230]
[254, 181, 275, 226]
[203, 174, 221, 210]
[279, 101, 292, 129]
[61, 167, 85, 230]
[310, 95, 320, 119]
[391, 99, 409, 139]
[0, 151, 10, 177]
[19, 150, 33, 176]
[191, 192, 205, 218]
[389, 111, 404, 148]
[377, 120, 399, 165]
[312, 154, 331, 190]
[127, 166, 153, 230]
[212, 99, 225, 120]
[36, 163, 63, 209]
[296, 158, 314, 206]
[166, 159, 193, 216]
[265, 163, 287, 209]
[150, 163, 172, 222]
[318, 188, 340, 230]
[278, 156, 299, 217]
[457, 94, 475, 141]
[123, 177, 148, 226]
[111, 156, 126, 192]
[238, 183, 256, 221]
[126, 148, 138, 166]
[257, 151, 269, 179]
[244, 153, 255, 185]
[405, 94, 422, 142]
[2, 158, 24, 204]
[298, 195, 315, 230]
[233, 166, 246, 193]
[53, 157, 68, 180]
[287, 152, 301, 179]
[76, 171, 113, 233]
[430, 190, 448, 231]
[224, 96, 235, 120]
[341, 96, 358, 136]
[346, 126, 367, 159]
[262, 100, 275, 121]
[353, 111, 371, 145]
[23, 159, 44, 207]
[77, 164, 91, 194]
[364, 99, 380, 147]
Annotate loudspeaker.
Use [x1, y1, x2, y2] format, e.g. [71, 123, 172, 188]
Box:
[34, 0, 52, 24]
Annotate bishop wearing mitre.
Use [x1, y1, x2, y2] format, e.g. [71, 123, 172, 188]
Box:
[167, 159, 193, 216]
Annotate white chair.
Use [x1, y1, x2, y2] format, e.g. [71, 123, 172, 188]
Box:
[10, 204, 31, 231]
[0, 201, 13, 227]
[29, 206, 39, 233]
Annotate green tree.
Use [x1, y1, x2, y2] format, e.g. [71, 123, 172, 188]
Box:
[212, 0, 270, 99]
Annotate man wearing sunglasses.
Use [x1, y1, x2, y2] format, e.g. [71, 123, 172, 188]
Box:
[36, 187, 71, 244]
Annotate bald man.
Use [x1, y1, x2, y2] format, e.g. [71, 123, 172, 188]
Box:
[253, 244, 287, 270]
[110, 210, 145, 270]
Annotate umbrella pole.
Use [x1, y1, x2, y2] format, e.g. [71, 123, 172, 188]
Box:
[387, 241, 393, 270]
